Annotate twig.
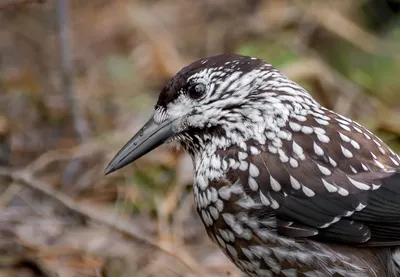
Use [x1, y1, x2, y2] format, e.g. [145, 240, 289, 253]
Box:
[0, 167, 204, 276]
[0, 0, 44, 10]
[56, 0, 90, 143]
[0, 182, 22, 207]
[24, 139, 102, 173]
[56, 0, 90, 189]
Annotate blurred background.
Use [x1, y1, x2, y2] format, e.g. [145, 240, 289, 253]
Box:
[0, 0, 400, 276]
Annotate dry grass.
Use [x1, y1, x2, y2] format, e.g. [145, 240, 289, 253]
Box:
[0, 0, 399, 276]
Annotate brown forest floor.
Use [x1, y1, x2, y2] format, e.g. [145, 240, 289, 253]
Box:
[0, 0, 400, 276]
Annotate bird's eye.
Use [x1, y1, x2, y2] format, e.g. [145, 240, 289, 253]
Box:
[188, 83, 206, 99]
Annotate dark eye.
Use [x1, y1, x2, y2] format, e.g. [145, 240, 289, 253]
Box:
[188, 83, 206, 99]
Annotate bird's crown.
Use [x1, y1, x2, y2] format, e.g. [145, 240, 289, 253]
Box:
[152, 54, 317, 152]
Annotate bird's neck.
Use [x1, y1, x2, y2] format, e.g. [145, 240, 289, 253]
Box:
[185, 116, 282, 192]
[186, 98, 323, 184]
[184, 104, 291, 158]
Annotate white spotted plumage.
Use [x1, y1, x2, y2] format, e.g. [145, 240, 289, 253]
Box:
[144, 54, 400, 277]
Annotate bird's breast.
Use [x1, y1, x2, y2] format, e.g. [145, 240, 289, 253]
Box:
[192, 150, 283, 275]
[192, 150, 376, 277]
[193, 174, 284, 276]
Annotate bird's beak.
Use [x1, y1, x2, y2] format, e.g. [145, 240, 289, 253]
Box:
[104, 116, 175, 175]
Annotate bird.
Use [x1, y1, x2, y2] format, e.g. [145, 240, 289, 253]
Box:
[105, 54, 400, 277]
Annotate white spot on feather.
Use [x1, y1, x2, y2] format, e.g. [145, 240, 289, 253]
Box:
[317, 133, 330, 143]
[219, 229, 231, 242]
[277, 130, 289, 140]
[344, 211, 354, 216]
[289, 122, 302, 132]
[320, 217, 340, 228]
[216, 235, 226, 248]
[322, 178, 337, 193]
[374, 160, 386, 169]
[339, 124, 351, 131]
[355, 203, 367, 211]
[313, 142, 324, 156]
[301, 126, 314, 134]
[218, 186, 231, 200]
[278, 149, 289, 163]
[292, 141, 305, 160]
[315, 118, 329, 125]
[302, 185, 315, 197]
[239, 160, 248, 171]
[316, 163, 331, 176]
[339, 132, 351, 142]
[222, 213, 236, 227]
[313, 127, 326, 134]
[348, 176, 370, 190]
[350, 140, 360, 149]
[250, 146, 261, 155]
[197, 175, 208, 190]
[372, 184, 381, 190]
[248, 177, 258, 191]
[260, 191, 271, 206]
[228, 158, 236, 167]
[296, 115, 307, 122]
[341, 145, 353, 158]
[390, 156, 400, 166]
[249, 163, 260, 177]
[242, 248, 254, 260]
[270, 197, 280, 209]
[335, 118, 350, 125]
[290, 176, 301, 190]
[353, 126, 363, 133]
[268, 145, 278, 154]
[216, 199, 224, 211]
[270, 176, 281, 191]
[227, 244, 238, 258]
[238, 152, 248, 160]
[329, 157, 337, 167]
[289, 158, 299, 168]
[201, 210, 211, 226]
[209, 206, 219, 220]
[373, 139, 382, 147]
[210, 188, 218, 202]
[337, 187, 349, 196]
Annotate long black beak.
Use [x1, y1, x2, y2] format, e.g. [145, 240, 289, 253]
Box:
[104, 116, 174, 175]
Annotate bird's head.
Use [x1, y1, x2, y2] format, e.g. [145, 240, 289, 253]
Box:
[104, 53, 315, 175]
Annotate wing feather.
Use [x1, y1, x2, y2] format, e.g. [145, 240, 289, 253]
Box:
[226, 109, 400, 246]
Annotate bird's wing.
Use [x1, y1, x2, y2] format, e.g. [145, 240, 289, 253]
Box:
[229, 108, 400, 246]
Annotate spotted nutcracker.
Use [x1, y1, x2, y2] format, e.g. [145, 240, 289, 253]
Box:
[105, 54, 400, 277]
